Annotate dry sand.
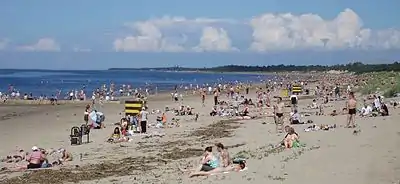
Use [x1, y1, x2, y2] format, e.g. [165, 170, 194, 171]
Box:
[0, 88, 399, 184]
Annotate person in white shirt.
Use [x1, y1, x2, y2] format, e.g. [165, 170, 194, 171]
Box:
[310, 99, 318, 109]
[373, 95, 381, 111]
[290, 109, 303, 124]
[361, 104, 373, 117]
[139, 107, 149, 133]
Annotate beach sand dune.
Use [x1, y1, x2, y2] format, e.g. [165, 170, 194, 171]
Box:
[0, 91, 399, 184]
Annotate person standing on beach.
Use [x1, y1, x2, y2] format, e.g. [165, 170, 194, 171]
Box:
[213, 88, 219, 106]
[346, 92, 357, 128]
[290, 93, 298, 111]
[84, 104, 90, 125]
[139, 107, 149, 134]
[201, 90, 206, 107]
[274, 97, 285, 133]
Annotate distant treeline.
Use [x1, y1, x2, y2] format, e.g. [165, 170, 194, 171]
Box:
[109, 62, 400, 74]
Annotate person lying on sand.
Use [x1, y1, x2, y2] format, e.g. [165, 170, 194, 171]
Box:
[360, 104, 373, 117]
[1, 149, 27, 163]
[188, 159, 246, 178]
[330, 110, 339, 116]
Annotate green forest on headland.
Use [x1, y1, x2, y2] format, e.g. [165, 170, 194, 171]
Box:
[109, 62, 400, 74]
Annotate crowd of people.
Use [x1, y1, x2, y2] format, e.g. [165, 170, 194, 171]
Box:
[1, 72, 399, 182]
[1, 146, 73, 171]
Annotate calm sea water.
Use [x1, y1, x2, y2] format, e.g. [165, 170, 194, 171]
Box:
[0, 70, 269, 97]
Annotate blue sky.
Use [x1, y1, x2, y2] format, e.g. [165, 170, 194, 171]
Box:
[0, 0, 400, 69]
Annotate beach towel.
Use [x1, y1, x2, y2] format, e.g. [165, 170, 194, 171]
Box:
[292, 141, 305, 148]
[210, 167, 249, 175]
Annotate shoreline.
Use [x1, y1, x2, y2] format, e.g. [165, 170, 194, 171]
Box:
[1, 72, 399, 184]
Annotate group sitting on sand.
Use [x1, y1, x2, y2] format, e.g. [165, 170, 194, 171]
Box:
[179, 143, 247, 177]
[1, 146, 73, 171]
[107, 127, 130, 143]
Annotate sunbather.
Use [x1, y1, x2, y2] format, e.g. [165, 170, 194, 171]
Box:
[188, 159, 246, 178]
[183, 146, 219, 175]
[59, 148, 73, 162]
[1, 149, 26, 163]
[283, 127, 300, 149]
[25, 146, 46, 169]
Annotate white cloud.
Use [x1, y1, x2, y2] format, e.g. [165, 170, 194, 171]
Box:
[115, 9, 400, 52]
[0, 39, 9, 50]
[114, 20, 185, 52]
[193, 27, 238, 52]
[249, 8, 400, 51]
[19, 38, 60, 51]
[114, 16, 234, 52]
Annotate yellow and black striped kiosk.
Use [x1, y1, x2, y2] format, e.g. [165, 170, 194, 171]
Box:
[125, 100, 143, 116]
[291, 85, 303, 95]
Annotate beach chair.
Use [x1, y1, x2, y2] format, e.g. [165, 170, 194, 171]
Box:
[70, 126, 82, 145]
[80, 124, 90, 144]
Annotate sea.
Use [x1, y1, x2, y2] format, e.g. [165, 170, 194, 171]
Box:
[0, 69, 270, 98]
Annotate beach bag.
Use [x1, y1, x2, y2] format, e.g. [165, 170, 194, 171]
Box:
[233, 158, 246, 164]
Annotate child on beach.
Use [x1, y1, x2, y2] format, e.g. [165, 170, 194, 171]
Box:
[107, 127, 129, 143]
[283, 126, 300, 149]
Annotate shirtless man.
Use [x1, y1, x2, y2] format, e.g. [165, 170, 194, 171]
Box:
[215, 143, 231, 167]
[274, 97, 285, 133]
[346, 92, 357, 128]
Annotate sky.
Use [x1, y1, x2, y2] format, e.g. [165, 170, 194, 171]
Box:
[0, 0, 400, 69]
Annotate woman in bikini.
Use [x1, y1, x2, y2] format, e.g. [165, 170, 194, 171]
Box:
[59, 149, 73, 162]
[181, 147, 218, 175]
[188, 159, 246, 178]
[283, 127, 299, 148]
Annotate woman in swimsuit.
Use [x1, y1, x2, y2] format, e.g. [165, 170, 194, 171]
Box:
[199, 146, 219, 172]
[284, 127, 299, 148]
[188, 160, 246, 178]
[59, 149, 73, 162]
[184, 146, 219, 176]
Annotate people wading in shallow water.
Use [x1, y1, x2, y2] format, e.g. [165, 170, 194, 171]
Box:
[274, 97, 285, 133]
[346, 92, 357, 128]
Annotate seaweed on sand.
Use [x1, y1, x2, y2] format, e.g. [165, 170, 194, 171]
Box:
[189, 120, 240, 140]
[157, 147, 204, 160]
[137, 140, 190, 153]
[0, 156, 162, 184]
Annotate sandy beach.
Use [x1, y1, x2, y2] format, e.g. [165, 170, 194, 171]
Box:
[0, 81, 399, 184]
